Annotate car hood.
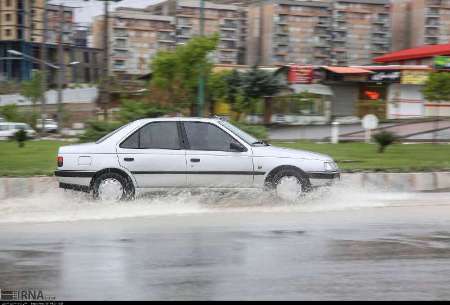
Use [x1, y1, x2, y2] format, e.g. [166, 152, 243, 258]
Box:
[252, 145, 332, 161]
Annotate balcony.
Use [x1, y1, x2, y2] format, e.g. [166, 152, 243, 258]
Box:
[220, 21, 238, 30]
[426, 8, 440, 16]
[427, 0, 442, 7]
[275, 25, 289, 36]
[113, 30, 128, 37]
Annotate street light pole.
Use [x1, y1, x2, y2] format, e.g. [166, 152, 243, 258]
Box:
[40, 0, 48, 136]
[102, 0, 110, 121]
[197, 0, 205, 117]
[57, 4, 65, 132]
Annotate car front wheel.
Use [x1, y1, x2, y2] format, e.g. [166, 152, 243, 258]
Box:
[92, 172, 135, 201]
[270, 168, 311, 201]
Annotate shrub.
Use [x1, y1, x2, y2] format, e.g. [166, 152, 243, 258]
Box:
[0, 104, 24, 122]
[232, 121, 268, 140]
[14, 129, 28, 148]
[118, 100, 173, 123]
[373, 131, 397, 153]
[78, 120, 122, 143]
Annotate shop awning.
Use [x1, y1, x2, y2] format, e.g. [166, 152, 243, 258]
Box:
[291, 84, 334, 96]
[324, 66, 373, 74]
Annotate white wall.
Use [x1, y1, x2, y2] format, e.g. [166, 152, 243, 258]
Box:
[0, 87, 98, 107]
[387, 84, 425, 119]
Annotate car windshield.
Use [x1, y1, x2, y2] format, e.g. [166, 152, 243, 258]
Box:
[218, 120, 268, 146]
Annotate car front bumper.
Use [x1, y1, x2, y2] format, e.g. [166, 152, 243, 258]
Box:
[307, 171, 340, 187]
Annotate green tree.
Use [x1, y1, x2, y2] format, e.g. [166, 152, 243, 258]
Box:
[21, 70, 44, 128]
[423, 72, 450, 101]
[422, 72, 450, 142]
[0, 104, 24, 122]
[207, 70, 231, 114]
[150, 35, 219, 115]
[21, 70, 44, 109]
[240, 66, 284, 114]
[117, 99, 173, 123]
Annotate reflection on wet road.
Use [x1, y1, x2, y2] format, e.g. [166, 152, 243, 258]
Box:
[0, 186, 450, 300]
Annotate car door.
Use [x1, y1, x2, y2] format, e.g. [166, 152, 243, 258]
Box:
[182, 121, 254, 188]
[116, 121, 187, 188]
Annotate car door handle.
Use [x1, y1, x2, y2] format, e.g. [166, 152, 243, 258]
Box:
[190, 158, 200, 163]
[124, 157, 134, 162]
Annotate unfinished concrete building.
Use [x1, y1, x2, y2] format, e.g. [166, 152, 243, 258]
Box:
[246, 0, 391, 66]
[393, 0, 450, 51]
[92, 7, 175, 78]
[147, 0, 244, 64]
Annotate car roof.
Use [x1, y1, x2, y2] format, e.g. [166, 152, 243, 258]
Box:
[133, 117, 222, 124]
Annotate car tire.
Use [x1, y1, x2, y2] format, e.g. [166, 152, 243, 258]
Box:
[267, 167, 311, 201]
[92, 172, 135, 201]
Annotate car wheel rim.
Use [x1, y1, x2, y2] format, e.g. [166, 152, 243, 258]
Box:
[276, 176, 302, 201]
[98, 178, 123, 201]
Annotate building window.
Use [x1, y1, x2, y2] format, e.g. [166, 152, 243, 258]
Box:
[83, 52, 90, 63]
[113, 60, 125, 69]
[5, 0, 12, 7]
[5, 13, 11, 22]
[5, 29, 11, 37]
[84, 68, 91, 83]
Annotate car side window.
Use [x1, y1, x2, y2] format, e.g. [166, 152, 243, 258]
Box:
[120, 122, 181, 150]
[183, 122, 240, 152]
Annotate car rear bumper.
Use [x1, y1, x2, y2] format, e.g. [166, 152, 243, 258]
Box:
[55, 170, 94, 188]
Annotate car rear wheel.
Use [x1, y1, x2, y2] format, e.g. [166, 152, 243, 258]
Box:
[269, 168, 311, 201]
[92, 172, 135, 201]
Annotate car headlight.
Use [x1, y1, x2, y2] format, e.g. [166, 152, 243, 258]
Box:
[324, 161, 338, 172]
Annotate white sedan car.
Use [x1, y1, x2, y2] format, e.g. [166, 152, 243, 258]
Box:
[55, 118, 339, 201]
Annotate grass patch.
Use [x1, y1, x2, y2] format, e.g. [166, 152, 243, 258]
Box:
[273, 141, 450, 172]
[0, 140, 449, 176]
[0, 140, 66, 177]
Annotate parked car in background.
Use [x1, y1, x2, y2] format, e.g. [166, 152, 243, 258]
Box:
[36, 118, 58, 133]
[55, 117, 340, 201]
[0, 122, 36, 140]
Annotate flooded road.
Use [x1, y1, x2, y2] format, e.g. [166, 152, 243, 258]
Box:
[0, 185, 450, 300]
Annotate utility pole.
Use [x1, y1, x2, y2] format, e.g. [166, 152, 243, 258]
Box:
[40, 0, 48, 136]
[57, 4, 65, 131]
[196, 0, 205, 117]
[101, 0, 110, 121]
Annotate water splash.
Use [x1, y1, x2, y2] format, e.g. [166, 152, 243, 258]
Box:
[0, 181, 445, 223]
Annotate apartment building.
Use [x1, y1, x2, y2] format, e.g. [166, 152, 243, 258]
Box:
[0, 0, 101, 83]
[92, 7, 175, 78]
[247, 0, 332, 66]
[246, 0, 391, 66]
[147, 0, 244, 65]
[331, 0, 391, 66]
[393, 0, 450, 51]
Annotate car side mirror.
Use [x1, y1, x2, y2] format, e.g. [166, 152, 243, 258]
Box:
[230, 142, 246, 152]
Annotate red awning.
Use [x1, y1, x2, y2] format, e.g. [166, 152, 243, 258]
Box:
[324, 66, 373, 74]
[374, 44, 450, 63]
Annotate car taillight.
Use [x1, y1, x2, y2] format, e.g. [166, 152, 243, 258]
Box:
[57, 156, 63, 167]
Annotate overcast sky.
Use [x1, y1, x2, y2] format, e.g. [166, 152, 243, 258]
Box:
[53, 0, 161, 25]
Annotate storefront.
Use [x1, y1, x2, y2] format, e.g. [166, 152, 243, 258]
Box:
[386, 68, 431, 119]
[268, 65, 334, 125]
[270, 83, 333, 125]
